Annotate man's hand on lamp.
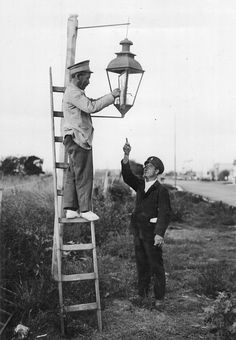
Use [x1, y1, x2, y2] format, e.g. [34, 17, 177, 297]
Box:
[111, 88, 120, 98]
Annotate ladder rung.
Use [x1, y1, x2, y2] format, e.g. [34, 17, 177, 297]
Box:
[64, 302, 97, 313]
[54, 136, 63, 143]
[59, 217, 90, 224]
[57, 189, 63, 196]
[62, 243, 94, 251]
[52, 86, 65, 93]
[62, 273, 96, 282]
[56, 162, 68, 169]
[53, 111, 64, 117]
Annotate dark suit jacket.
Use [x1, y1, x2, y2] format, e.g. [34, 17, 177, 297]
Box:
[121, 160, 171, 240]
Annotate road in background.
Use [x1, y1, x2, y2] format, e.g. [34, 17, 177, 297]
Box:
[165, 179, 236, 207]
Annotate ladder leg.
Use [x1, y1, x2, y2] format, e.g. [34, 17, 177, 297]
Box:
[91, 221, 102, 331]
[58, 282, 65, 335]
[57, 223, 65, 335]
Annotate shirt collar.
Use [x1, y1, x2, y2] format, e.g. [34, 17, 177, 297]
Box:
[144, 179, 157, 192]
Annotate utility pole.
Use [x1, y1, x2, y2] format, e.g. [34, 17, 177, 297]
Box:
[174, 112, 177, 188]
[51, 15, 78, 280]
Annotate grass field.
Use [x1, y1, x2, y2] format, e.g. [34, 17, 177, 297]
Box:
[0, 175, 235, 339]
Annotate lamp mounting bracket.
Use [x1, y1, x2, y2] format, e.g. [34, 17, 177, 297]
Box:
[77, 22, 130, 30]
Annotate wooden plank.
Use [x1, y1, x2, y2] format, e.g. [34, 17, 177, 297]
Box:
[64, 302, 97, 313]
[57, 189, 63, 196]
[57, 13, 78, 214]
[54, 136, 63, 143]
[49, 68, 64, 332]
[50, 15, 78, 336]
[62, 243, 93, 251]
[61, 272, 96, 282]
[53, 111, 64, 118]
[59, 217, 90, 224]
[52, 86, 65, 93]
[55, 162, 68, 169]
[64, 15, 78, 85]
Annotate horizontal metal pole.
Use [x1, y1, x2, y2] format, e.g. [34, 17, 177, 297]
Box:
[77, 22, 130, 30]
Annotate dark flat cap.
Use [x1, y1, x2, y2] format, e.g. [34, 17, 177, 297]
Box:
[68, 60, 93, 75]
[144, 156, 164, 174]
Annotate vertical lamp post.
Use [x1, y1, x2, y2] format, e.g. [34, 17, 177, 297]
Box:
[106, 38, 144, 117]
[174, 112, 177, 188]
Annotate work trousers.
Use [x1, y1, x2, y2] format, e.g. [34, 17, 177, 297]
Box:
[134, 237, 166, 300]
[63, 135, 93, 212]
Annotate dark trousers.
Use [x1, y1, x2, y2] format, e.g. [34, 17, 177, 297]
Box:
[134, 237, 166, 300]
[63, 135, 93, 212]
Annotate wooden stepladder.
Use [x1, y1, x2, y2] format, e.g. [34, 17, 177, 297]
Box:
[49, 68, 102, 335]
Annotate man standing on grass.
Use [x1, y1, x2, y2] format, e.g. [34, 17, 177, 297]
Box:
[121, 138, 171, 309]
[63, 60, 120, 221]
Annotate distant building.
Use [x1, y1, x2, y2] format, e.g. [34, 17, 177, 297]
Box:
[195, 170, 213, 181]
[213, 163, 233, 181]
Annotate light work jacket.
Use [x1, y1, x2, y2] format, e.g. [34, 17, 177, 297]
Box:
[63, 83, 114, 149]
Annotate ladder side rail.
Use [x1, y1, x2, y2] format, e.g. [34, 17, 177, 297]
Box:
[91, 221, 102, 331]
[49, 67, 65, 333]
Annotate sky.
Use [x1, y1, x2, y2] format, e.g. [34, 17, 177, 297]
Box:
[1, 0, 236, 173]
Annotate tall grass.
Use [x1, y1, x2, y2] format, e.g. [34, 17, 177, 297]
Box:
[1, 174, 236, 339]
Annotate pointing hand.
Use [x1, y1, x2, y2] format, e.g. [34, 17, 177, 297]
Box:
[123, 137, 131, 155]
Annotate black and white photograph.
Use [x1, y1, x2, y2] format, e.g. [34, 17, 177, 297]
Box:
[0, 1, 236, 339]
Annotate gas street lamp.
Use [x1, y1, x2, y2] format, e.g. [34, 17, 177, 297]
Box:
[106, 38, 144, 117]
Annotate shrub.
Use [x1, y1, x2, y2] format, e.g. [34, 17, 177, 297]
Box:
[98, 254, 136, 299]
[107, 178, 133, 202]
[168, 191, 186, 222]
[100, 230, 134, 259]
[0, 155, 44, 175]
[2, 174, 235, 338]
[204, 292, 236, 339]
[194, 261, 235, 298]
[0, 178, 56, 326]
[93, 182, 134, 246]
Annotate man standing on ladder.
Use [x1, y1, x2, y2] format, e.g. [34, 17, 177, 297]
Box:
[63, 60, 120, 221]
